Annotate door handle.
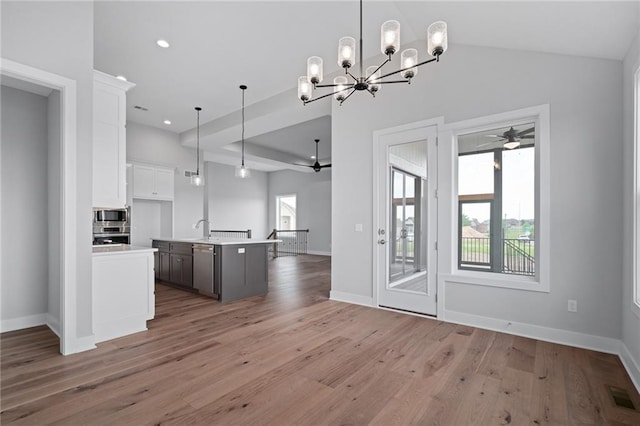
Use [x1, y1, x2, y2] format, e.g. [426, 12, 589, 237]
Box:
[378, 239, 386, 245]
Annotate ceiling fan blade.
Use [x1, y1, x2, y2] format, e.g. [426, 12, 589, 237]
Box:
[517, 127, 535, 136]
[521, 135, 534, 139]
[319, 164, 331, 168]
[292, 163, 314, 168]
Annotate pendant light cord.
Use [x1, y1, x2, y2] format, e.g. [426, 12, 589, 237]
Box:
[195, 107, 201, 175]
[241, 87, 245, 167]
[359, 0, 363, 79]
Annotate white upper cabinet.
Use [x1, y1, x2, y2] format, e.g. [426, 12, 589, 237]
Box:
[132, 164, 175, 201]
[92, 70, 135, 208]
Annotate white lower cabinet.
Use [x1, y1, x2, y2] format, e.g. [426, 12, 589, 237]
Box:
[92, 250, 155, 343]
[132, 164, 174, 200]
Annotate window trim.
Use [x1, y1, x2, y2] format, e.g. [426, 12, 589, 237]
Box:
[633, 66, 640, 314]
[447, 104, 550, 292]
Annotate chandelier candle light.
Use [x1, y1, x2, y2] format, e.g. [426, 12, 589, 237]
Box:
[191, 106, 205, 187]
[297, 0, 447, 105]
[235, 85, 251, 179]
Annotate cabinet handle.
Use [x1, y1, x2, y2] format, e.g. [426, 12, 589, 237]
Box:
[177, 258, 183, 262]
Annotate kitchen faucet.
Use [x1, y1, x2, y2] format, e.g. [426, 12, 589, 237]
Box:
[194, 219, 210, 229]
[194, 219, 211, 237]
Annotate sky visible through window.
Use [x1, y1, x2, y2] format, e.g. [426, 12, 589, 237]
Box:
[459, 147, 534, 222]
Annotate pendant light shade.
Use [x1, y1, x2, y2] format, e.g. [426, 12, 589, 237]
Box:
[337, 36, 356, 68]
[190, 106, 205, 187]
[365, 66, 381, 93]
[235, 85, 251, 179]
[427, 21, 448, 56]
[307, 56, 323, 85]
[381, 20, 400, 55]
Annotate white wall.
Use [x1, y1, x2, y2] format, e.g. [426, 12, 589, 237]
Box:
[332, 43, 623, 341]
[2, 1, 95, 340]
[622, 29, 640, 386]
[268, 169, 332, 254]
[1, 86, 49, 324]
[206, 162, 269, 239]
[127, 121, 204, 239]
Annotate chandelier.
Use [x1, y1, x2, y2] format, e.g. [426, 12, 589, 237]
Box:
[297, 0, 447, 105]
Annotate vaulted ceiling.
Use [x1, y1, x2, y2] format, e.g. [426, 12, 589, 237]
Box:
[94, 1, 638, 171]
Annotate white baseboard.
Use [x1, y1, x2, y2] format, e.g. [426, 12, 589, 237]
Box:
[620, 342, 640, 393]
[307, 250, 331, 256]
[443, 309, 621, 355]
[62, 334, 96, 355]
[46, 314, 61, 337]
[329, 290, 373, 307]
[93, 316, 148, 344]
[1, 313, 47, 333]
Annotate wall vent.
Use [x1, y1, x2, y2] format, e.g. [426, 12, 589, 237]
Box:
[184, 170, 196, 178]
[608, 386, 637, 411]
[133, 105, 149, 111]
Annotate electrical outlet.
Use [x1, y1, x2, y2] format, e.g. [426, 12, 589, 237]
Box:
[568, 299, 578, 313]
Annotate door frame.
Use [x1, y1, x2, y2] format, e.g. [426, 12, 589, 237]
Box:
[372, 117, 444, 316]
[0, 58, 81, 355]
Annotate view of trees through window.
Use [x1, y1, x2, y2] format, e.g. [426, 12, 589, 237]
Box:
[457, 123, 536, 276]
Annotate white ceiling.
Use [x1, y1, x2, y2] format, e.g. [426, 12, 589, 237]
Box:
[94, 1, 638, 167]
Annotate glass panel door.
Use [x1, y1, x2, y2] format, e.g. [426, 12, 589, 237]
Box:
[376, 126, 438, 316]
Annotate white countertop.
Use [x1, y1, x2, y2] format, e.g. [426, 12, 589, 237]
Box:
[152, 237, 279, 246]
[92, 244, 158, 256]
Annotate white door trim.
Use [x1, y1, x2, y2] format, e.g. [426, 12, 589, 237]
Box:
[0, 58, 89, 355]
[372, 117, 444, 314]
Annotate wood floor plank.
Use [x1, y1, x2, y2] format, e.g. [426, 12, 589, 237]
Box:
[2, 254, 640, 425]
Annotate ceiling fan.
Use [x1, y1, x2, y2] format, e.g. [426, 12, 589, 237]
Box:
[295, 139, 331, 172]
[480, 126, 535, 150]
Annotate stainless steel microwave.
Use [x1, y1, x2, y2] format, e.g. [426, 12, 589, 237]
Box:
[93, 208, 129, 224]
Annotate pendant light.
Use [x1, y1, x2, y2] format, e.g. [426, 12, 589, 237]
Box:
[235, 85, 251, 179]
[190, 107, 205, 186]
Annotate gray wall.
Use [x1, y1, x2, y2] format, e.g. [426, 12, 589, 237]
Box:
[127, 121, 204, 240]
[332, 42, 623, 340]
[268, 169, 331, 254]
[2, 1, 95, 338]
[622, 31, 640, 376]
[206, 162, 269, 239]
[1, 86, 49, 322]
[47, 90, 61, 331]
[127, 122, 270, 241]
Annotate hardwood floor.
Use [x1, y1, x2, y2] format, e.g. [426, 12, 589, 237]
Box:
[2, 254, 639, 425]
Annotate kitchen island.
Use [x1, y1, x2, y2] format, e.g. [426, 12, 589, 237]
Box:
[152, 237, 276, 302]
[92, 244, 157, 343]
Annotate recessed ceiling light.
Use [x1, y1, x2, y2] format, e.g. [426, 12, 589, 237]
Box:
[116, 75, 127, 81]
[163, 120, 172, 125]
[310, 155, 316, 159]
[156, 39, 170, 48]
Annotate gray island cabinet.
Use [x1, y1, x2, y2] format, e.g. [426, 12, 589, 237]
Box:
[152, 238, 272, 302]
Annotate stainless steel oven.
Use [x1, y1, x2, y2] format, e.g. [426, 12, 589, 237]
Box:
[93, 207, 131, 245]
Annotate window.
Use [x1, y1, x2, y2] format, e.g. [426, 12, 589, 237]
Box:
[451, 105, 550, 291]
[276, 194, 296, 230]
[458, 125, 535, 276]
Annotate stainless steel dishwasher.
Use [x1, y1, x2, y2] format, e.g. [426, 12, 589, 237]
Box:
[192, 244, 218, 298]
